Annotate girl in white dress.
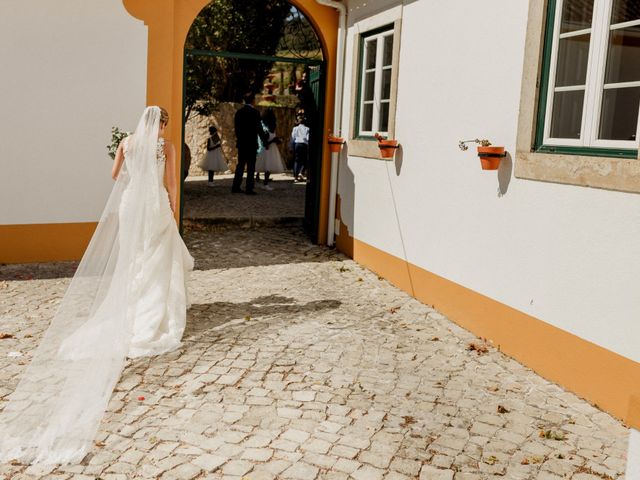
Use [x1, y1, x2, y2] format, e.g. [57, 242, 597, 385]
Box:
[255, 109, 285, 190]
[0, 106, 193, 465]
[198, 126, 227, 186]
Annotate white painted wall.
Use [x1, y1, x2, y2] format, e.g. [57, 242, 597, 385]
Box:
[0, 0, 147, 225]
[337, 0, 640, 364]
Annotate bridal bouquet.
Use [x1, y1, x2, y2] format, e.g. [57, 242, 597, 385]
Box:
[107, 126, 131, 159]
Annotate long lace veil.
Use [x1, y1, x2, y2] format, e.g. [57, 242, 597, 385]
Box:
[0, 106, 163, 464]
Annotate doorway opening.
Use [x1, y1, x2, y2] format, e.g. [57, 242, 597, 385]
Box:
[180, 1, 326, 242]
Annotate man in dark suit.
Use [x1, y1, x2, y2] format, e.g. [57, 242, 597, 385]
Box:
[232, 92, 268, 194]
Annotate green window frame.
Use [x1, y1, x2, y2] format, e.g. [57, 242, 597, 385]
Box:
[535, 0, 640, 159]
[354, 24, 395, 140]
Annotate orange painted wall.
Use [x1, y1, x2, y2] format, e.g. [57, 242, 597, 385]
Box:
[0, 223, 97, 263]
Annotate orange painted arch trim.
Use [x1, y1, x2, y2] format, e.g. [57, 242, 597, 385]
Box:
[123, 0, 338, 244]
[335, 226, 640, 425]
[0, 223, 97, 264]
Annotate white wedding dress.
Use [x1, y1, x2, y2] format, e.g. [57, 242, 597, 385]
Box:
[0, 107, 193, 465]
[123, 136, 194, 358]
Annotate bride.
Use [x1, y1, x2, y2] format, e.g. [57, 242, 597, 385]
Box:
[0, 106, 193, 464]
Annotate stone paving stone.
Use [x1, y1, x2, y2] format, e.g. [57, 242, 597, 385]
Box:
[0, 225, 630, 479]
[281, 461, 319, 479]
[420, 465, 455, 480]
[221, 459, 252, 476]
[192, 453, 227, 471]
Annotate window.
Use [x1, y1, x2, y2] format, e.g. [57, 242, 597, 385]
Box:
[536, 0, 640, 156]
[356, 26, 394, 138]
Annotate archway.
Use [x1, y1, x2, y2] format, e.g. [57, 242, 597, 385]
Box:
[122, 0, 338, 244]
[180, 1, 326, 242]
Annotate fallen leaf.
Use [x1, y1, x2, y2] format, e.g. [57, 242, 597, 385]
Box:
[431, 337, 440, 341]
[0, 333, 14, 339]
[400, 415, 417, 427]
[539, 429, 566, 441]
[497, 405, 510, 414]
[485, 455, 498, 465]
[94, 441, 106, 447]
[244, 315, 251, 320]
[467, 342, 489, 354]
[521, 458, 530, 465]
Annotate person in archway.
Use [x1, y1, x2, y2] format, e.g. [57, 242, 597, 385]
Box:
[256, 108, 284, 190]
[182, 142, 192, 182]
[291, 114, 310, 182]
[198, 126, 227, 186]
[232, 92, 268, 195]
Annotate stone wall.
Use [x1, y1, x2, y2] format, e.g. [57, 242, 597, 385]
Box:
[184, 103, 298, 177]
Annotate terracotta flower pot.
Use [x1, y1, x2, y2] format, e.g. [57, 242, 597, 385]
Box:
[328, 136, 345, 153]
[378, 140, 399, 159]
[477, 146, 505, 170]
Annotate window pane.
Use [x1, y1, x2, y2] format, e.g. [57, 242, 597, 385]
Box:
[611, 0, 640, 25]
[381, 69, 392, 99]
[383, 34, 394, 67]
[364, 71, 375, 101]
[555, 33, 591, 86]
[560, 0, 594, 33]
[603, 26, 640, 84]
[598, 87, 640, 140]
[379, 102, 390, 132]
[550, 90, 585, 138]
[365, 39, 377, 69]
[362, 103, 373, 132]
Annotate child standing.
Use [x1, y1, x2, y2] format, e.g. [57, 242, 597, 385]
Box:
[256, 109, 285, 190]
[197, 126, 227, 186]
[290, 114, 309, 182]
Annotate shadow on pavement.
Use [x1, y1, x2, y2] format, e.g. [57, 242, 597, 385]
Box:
[183, 295, 342, 339]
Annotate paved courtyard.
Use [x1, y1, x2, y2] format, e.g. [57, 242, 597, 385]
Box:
[182, 174, 305, 223]
[0, 224, 630, 479]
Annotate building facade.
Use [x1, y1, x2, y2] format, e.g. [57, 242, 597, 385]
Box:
[0, 0, 638, 473]
[332, 0, 640, 474]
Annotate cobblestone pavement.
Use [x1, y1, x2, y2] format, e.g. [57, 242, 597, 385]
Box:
[0, 225, 629, 479]
[183, 174, 305, 222]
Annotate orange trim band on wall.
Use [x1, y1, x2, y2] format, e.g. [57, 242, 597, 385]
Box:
[0, 223, 97, 264]
[335, 227, 640, 425]
[628, 396, 640, 430]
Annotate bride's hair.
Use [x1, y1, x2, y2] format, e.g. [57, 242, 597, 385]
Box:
[159, 107, 169, 127]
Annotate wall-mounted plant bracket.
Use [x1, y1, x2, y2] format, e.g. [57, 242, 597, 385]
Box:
[458, 138, 506, 170]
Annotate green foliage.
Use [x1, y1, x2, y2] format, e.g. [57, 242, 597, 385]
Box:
[107, 127, 130, 160]
[184, 0, 292, 118]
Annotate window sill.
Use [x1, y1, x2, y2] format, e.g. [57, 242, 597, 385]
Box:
[514, 150, 640, 194]
[534, 145, 638, 159]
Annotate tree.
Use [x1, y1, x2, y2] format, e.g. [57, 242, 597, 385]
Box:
[184, 0, 292, 119]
